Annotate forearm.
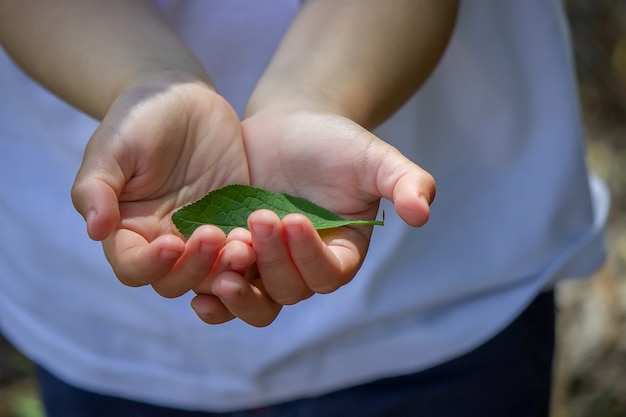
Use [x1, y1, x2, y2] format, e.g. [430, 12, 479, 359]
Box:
[246, 0, 458, 129]
[0, 0, 211, 119]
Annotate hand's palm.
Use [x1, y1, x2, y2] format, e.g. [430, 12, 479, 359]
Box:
[243, 111, 383, 220]
[243, 109, 435, 226]
[190, 110, 434, 327]
[112, 84, 248, 240]
[72, 81, 249, 294]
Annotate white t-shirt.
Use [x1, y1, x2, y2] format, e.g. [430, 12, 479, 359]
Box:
[0, 0, 609, 411]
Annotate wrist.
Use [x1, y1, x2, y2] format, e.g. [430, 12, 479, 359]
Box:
[105, 68, 215, 117]
[131, 68, 214, 92]
[244, 78, 374, 127]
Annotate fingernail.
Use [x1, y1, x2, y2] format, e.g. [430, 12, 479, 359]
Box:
[216, 277, 243, 300]
[160, 248, 181, 261]
[285, 224, 304, 240]
[191, 295, 212, 316]
[419, 194, 431, 208]
[250, 222, 273, 238]
[86, 209, 96, 225]
[85, 209, 97, 235]
[200, 242, 219, 254]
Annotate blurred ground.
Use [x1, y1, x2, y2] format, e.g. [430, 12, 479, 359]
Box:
[1, 1, 625, 416]
[552, 1, 626, 416]
[0, 338, 40, 417]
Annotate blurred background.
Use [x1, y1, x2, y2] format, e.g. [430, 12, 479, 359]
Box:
[553, 0, 626, 416]
[1, 1, 625, 416]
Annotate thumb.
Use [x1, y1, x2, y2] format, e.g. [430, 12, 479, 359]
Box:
[71, 129, 126, 241]
[71, 176, 121, 241]
[368, 140, 436, 227]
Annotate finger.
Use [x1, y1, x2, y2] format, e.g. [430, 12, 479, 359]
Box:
[102, 229, 185, 287]
[391, 169, 435, 226]
[226, 227, 252, 246]
[71, 177, 122, 241]
[367, 139, 436, 226]
[283, 214, 363, 294]
[151, 225, 226, 298]
[193, 233, 255, 295]
[211, 272, 282, 327]
[191, 293, 236, 325]
[248, 210, 313, 305]
[71, 124, 128, 241]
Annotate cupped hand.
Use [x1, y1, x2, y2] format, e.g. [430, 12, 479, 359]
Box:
[191, 108, 435, 326]
[71, 77, 250, 298]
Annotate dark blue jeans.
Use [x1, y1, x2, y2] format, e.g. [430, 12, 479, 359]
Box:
[37, 291, 555, 417]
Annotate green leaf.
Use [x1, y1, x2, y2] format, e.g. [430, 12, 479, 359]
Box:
[171, 184, 384, 237]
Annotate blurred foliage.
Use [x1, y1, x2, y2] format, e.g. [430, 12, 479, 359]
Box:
[7, 391, 43, 417]
[566, 0, 626, 124]
[560, 2, 626, 417]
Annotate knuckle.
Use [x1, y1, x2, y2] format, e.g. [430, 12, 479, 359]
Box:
[152, 283, 186, 299]
[310, 276, 352, 295]
[272, 290, 313, 306]
[198, 313, 234, 325]
[247, 315, 278, 328]
[312, 283, 342, 295]
[115, 271, 149, 288]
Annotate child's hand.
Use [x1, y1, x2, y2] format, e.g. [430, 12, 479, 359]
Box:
[191, 108, 435, 326]
[71, 78, 249, 299]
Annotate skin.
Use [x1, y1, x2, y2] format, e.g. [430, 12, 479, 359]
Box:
[192, 0, 457, 326]
[0, 0, 456, 327]
[0, 0, 248, 298]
